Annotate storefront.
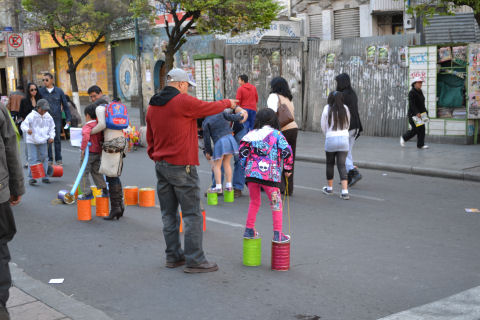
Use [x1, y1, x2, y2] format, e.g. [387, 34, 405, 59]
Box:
[20, 31, 51, 87]
[408, 44, 480, 144]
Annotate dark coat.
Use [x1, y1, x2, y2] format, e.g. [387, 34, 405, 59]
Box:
[335, 73, 363, 134]
[407, 87, 427, 117]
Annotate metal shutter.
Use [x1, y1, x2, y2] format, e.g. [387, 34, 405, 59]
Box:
[334, 8, 360, 39]
[309, 14, 323, 38]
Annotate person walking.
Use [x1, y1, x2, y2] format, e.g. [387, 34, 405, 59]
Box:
[266, 77, 298, 196]
[19, 83, 42, 167]
[39, 73, 71, 165]
[232, 112, 249, 198]
[0, 102, 25, 319]
[236, 75, 258, 131]
[6, 85, 24, 124]
[321, 91, 351, 200]
[335, 73, 363, 187]
[146, 68, 241, 273]
[88, 87, 126, 221]
[20, 99, 55, 185]
[400, 77, 429, 149]
[240, 108, 293, 243]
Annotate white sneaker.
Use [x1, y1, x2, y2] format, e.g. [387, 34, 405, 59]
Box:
[420, 145, 429, 149]
[400, 136, 405, 147]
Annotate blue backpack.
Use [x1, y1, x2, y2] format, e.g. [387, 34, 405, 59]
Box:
[105, 101, 129, 130]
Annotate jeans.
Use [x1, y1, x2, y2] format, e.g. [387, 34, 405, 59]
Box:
[345, 130, 356, 172]
[27, 143, 48, 178]
[48, 117, 62, 162]
[233, 126, 248, 190]
[246, 183, 283, 232]
[0, 201, 16, 308]
[281, 128, 298, 195]
[326, 151, 348, 181]
[402, 117, 425, 148]
[155, 161, 206, 266]
[81, 153, 107, 190]
[23, 134, 28, 164]
[245, 109, 256, 131]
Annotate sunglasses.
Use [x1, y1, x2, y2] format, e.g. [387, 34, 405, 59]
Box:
[30, 88, 37, 92]
[42, 79, 50, 82]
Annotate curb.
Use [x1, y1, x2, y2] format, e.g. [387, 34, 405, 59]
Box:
[296, 154, 480, 182]
[10, 262, 113, 320]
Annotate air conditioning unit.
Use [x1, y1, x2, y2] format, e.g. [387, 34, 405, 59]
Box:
[404, 13, 415, 29]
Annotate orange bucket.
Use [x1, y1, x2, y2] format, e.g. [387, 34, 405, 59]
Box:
[179, 211, 206, 232]
[139, 187, 155, 207]
[30, 163, 45, 179]
[47, 165, 63, 177]
[96, 196, 109, 217]
[124, 186, 138, 206]
[77, 199, 92, 221]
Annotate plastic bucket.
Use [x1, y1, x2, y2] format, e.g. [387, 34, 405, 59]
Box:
[139, 188, 155, 207]
[90, 186, 102, 206]
[224, 190, 234, 203]
[243, 238, 262, 266]
[95, 196, 109, 217]
[30, 163, 45, 179]
[207, 192, 218, 206]
[47, 165, 63, 177]
[77, 199, 92, 221]
[271, 240, 290, 271]
[124, 186, 139, 206]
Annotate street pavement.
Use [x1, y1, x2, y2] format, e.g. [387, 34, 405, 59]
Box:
[6, 134, 480, 320]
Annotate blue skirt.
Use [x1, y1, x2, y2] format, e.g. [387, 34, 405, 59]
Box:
[213, 135, 238, 160]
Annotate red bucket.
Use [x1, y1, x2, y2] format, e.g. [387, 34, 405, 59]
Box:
[271, 240, 290, 271]
[30, 163, 45, 179]
[47, 165, 63, 177]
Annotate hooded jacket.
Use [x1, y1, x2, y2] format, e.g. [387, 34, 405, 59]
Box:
[335, 73, 363, 134]
[236, 83, 258, 111]
[407, 87, 427, 117]
[146, 86, 232, 165]
[20, 110, 56, 144]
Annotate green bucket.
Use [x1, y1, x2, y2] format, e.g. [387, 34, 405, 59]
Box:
[224, 190, 234, 203]
[243, 238, 262, 266]
[207, 192, 218, 206]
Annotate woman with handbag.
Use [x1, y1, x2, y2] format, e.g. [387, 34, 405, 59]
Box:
[267, 77, 298, 195]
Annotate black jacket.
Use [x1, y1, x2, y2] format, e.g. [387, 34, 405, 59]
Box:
[19, 96, 41, 120]
[407, 87, 427, 117]
[335, 73, 363, 133]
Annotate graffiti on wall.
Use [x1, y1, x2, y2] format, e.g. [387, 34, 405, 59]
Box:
[115, 54, 138, 102]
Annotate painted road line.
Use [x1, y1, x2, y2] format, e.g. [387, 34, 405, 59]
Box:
[154, 205, 243, 228]
[377, 285, 480, 320]
[295, 185, 385, 202]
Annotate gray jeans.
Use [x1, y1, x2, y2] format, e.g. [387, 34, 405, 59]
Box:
[155, 161, 206, 266]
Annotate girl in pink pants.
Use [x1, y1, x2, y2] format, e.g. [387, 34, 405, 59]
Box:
[239, 109, 294, 243]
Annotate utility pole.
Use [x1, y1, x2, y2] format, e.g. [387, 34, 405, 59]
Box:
[135, 18, 146, 126]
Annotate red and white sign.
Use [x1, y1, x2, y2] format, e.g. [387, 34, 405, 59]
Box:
[7, 32, 24, 57]
[155, 12, 192, 27]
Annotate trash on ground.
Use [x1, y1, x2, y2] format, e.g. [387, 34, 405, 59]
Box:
[465, 208, 480, 213]
[48, 278, 64, 284]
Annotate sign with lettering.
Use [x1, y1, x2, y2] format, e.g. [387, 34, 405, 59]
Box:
[7, 33, 24, 57]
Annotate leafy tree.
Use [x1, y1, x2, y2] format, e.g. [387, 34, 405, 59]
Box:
[144, 0, 282, 72]
[21, 0, 149, 106]
[406, 0, 479, 28]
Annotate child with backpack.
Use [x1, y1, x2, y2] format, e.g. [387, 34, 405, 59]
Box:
[20, 99, 55, 185]
[203, 108, 245, 193]
[239, 108, 293, 243]
[79, 104, 107, 199]
[321, 91, 351, 200]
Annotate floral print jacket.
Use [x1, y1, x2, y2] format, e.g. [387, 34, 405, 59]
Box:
[239, 126, 293, 187]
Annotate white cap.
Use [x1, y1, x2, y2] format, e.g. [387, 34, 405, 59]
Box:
[411, 77, 424, 85]
[167, 68, 196, 87]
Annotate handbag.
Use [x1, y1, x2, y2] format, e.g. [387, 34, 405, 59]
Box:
[276, 94, 294, 127]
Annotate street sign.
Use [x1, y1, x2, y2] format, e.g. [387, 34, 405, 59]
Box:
[7, 32, 24, 57]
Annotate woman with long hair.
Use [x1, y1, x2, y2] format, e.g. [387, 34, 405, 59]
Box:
[320, 91, 351, 200]
[266, 77, 298, 195]
[19, 82, 42, 167]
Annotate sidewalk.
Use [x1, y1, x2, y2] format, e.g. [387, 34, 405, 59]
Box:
[7, 263, 112, 320]
[296, 131, 480, 182]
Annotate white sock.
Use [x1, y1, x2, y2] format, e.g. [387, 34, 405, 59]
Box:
[326, 186, 333, 191]
[216, 184, 222, 190]
[225, 182, 232, 188]
[341, 189, 348, 195]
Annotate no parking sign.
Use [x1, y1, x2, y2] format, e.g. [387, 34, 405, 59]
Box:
[7, 33, 24, 57]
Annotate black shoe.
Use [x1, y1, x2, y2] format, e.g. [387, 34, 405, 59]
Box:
[166, 259, 186, 268]
[29, 179, 37, 185]
[184, 261, 218, 273]
[42, 178, 50, 184]
[348, 169, 362, 187]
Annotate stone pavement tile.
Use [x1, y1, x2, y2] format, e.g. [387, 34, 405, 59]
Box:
[9, 301, 66, 320]
[7, 287, 36, 308]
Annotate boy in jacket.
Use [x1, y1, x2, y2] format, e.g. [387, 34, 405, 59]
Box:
[20, 99, 55, 185]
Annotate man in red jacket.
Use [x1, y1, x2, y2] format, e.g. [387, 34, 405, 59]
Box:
[236, 74, 258, 130]
[146, 68, 243, 273]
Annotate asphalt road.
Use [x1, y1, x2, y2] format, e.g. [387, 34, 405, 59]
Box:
[9, 141, 480, 320]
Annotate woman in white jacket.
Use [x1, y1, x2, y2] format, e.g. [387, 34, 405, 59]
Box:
[320, 91, 351, 200]
[20, 99, 55, 185]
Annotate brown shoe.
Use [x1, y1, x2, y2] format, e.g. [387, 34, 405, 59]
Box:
[184, 261, 218, 273]
[234, 189, 242, 198]
[165, 259, 186, 268]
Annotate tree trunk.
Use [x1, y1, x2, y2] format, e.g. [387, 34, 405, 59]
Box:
[165, 49, 175, 73]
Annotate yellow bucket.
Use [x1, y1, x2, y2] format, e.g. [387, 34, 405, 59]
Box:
[90, 186, 102, 206]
